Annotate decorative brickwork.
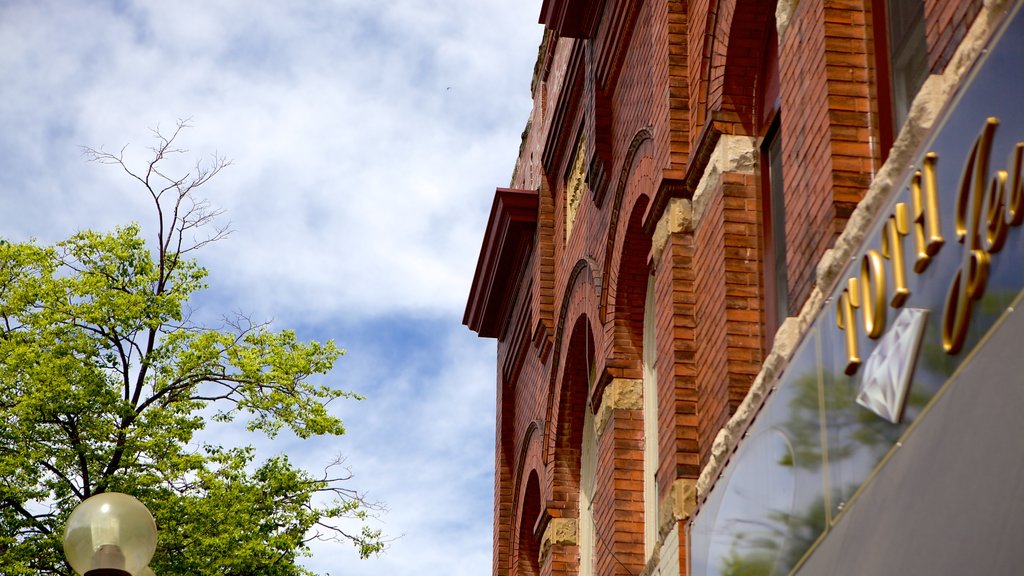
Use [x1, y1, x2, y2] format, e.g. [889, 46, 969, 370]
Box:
[565, 135, 587, 241]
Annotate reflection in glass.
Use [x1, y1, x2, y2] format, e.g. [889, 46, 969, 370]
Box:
[704, 430, 796, 576]
[819, 305, 918, 519]
[692, 333, 828, 575]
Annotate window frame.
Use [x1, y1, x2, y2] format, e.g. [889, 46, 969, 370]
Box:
[872, 0, 929, 159]
[759, 117, 788, 346]
[757, 22, 787, 350]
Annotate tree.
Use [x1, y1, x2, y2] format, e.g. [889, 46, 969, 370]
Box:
[0, 121, 384, 575]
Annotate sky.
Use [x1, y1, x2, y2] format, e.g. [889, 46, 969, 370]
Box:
[0, 1, 543, 574]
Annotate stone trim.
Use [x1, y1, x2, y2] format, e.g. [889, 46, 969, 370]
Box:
[639, 484, 695, 576]
[658, 479, 697, 536]
[651, 198, 693, 263]
[594, 378, 642, 436]
[690, 135, 757, 230]
[776, 0, 800, 39]
[539, 517, 578, 565]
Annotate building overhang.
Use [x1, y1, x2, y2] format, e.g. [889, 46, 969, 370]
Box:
[464, 188, 538, 338]
[539, 0, 602, 38]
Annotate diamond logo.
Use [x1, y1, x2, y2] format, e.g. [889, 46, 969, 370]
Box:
[856, 308, 928, 423]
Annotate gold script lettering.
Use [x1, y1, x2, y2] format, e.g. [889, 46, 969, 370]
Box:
[1009, 143, 1024, 226]
[943, 118, 997, 354]
[836, 277, 861, 375]
[912, 153, 944, 272]
[861, 250, 887, 338]
[882, 203, 910, 307]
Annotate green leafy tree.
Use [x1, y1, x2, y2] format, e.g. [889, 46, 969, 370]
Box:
[0, 122, 384, 575]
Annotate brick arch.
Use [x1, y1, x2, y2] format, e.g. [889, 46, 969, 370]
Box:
[517, 472, 542, 576]
[600, 127, 653, 323]
[513, 421, 545, 519]
[607, 195, 653, 380]
[706, 0, 777, 135]
[513, 426, 544, 576]
[547, 256, 602, 431]
[544, 310, 597, 532]
[690, 0, 723, 150]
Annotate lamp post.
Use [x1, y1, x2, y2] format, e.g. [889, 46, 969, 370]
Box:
[62, 492, 158, 576]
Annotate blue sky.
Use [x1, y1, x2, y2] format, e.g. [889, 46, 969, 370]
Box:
[0, 1, 543, 574]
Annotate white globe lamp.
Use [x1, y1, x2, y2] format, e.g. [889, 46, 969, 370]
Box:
[62, 493, 157, 576]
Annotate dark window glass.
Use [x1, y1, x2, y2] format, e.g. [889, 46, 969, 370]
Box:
[759, 119, 788, 344]
[887, 0, 928, 131]
[766, 127, 788, 328]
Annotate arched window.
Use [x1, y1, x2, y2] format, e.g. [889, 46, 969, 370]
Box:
[579, 400, 597, 576]
[642, 271, 659, 559]
[518, 473, 542, 575]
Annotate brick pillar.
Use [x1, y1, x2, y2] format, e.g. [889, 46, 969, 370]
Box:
[495, 439, 513, 576]
[693, 183, 729, 468]
[593, 379, 645, 576]
[778, 0, 876, 312]
[651, 200, 699, 493]
[721, 172, 763, 411]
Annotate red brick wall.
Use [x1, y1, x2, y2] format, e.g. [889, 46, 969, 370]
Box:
[495, 383, 513, 576]
[778, 0, 833, 314]
[666, 1, 691, 174]
[721, 173, 764, 411]
[823, 0, 874, 217]
[543, 541, 579, 576]
[605, 196, 651, 380]
[656, 225, 699, 494]
[777, 0, 874, 314]
[693, 188, 729, 467]
[678, 0, 773, 477]
[595, 410, 645, 575]
[547, 306, 594, 519]
[688, 0, 713, 153]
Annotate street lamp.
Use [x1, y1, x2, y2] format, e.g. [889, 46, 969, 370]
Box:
[62, 492, 158, 576]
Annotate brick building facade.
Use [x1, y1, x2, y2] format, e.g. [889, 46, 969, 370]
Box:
[466, 0, 1024, 574]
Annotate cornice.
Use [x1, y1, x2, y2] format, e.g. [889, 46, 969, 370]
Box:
[464, 188, 539, 339]
[539, 0, 604, 39]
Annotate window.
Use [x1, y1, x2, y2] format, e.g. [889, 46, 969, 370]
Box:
[874, 0, 929, 153]
[886, 0, 929, 130]
[518, 474, 542, 575]
[758, 22, 788, 346]
[642, 272, 658, 560]
[579, 406, 597, 576]
[762, 120, 788, 339]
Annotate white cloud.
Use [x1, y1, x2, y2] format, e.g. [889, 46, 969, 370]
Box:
[1, 0, 539, 318]
[0, 0, 540, 573]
